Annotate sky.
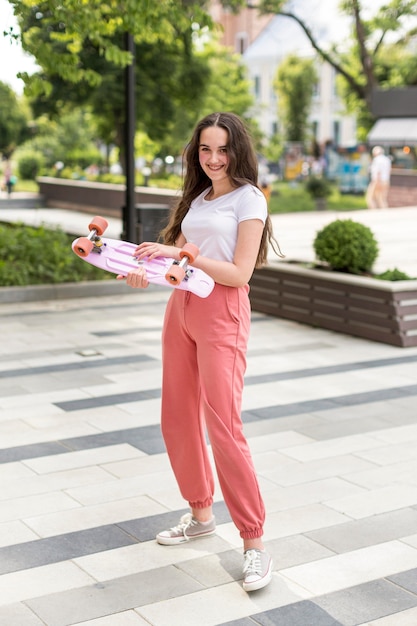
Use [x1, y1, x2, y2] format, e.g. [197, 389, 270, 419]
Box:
[0, 0, 38, 93]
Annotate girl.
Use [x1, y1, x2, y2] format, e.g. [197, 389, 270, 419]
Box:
[123, 112, 282, 592]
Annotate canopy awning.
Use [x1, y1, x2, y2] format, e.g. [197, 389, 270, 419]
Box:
[368, 117, 417, 146]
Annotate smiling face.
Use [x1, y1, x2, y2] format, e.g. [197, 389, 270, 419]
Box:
[198, 126, 231, 188]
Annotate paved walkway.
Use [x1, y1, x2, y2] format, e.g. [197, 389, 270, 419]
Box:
[0, 203, 417, 625]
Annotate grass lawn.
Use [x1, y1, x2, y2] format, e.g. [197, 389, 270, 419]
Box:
[9, 179, 39, 193]
[269, 181, 367, 214]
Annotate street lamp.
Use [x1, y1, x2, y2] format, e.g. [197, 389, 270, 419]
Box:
[123, 32, 136, 242]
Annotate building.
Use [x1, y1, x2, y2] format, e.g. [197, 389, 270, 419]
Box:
[209, 0, 272, 53]
[211, 3, 357, 149]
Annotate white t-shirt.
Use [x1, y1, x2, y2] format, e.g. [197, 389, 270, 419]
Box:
[370, 154, 391, 183]
[181, 184, 267, 262]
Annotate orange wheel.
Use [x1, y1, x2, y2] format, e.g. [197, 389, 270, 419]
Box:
[179, 242, 199, 264]
[165, 264, 185, 285]
[72, 237, 94, 258]
[88, 216, 108, 236]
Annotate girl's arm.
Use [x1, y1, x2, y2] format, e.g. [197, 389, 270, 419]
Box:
[191, 219, 264, 287]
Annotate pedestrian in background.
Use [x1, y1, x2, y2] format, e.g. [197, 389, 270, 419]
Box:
[366, 146, 391, 209]
[121, 111, 283, 592]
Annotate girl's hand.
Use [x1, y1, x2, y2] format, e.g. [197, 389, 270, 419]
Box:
[117, 267, 149, 289]
[133, 241, 179, 262]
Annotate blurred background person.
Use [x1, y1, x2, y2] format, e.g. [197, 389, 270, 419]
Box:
[366, 146, 391, 209]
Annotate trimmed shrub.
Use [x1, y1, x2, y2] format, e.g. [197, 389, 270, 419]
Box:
[305, 176, 331, 198]
[313, 219, 379, 274]
[17, 150, 44, 180]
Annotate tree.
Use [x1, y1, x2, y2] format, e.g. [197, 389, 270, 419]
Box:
[5, 0, 245, 89]
[274, 54, 317, 144]
[161, 37, 255, 156]
[0, 82, 29, 158]
[6, 1, 255, 167]
[251, 0, 417, 131]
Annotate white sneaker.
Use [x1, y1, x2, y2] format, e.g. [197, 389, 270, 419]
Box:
[156, 513, 216, 545]
[242, 549, 273, 591]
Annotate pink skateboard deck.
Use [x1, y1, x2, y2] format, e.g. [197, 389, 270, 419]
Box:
[72, 217, 214, 299]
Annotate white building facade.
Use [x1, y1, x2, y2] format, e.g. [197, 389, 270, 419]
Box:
[242, 15, 357, 149]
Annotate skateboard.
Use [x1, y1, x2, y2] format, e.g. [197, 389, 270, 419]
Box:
[71, 216, 214, 298]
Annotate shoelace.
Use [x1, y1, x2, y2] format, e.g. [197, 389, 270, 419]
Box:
[168, 513, 196, 541]
[243, 549, 262, 576]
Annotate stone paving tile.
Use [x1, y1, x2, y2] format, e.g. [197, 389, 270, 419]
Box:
[75, 613, 150, 625]
[25, 567, 205, 626]
[23, 495, 168, 538]
[0, 466, 117, 503]
[363, 607, 417, 625]
[137, 575, 311, 626]
[0, 561, 95, 607]
[260, 453, 377, 487]
[280, 541, 417, 596]
[0, 524, 137, 575]
[248, 602, 344, 625]
[305, 508, 417, 553]
[0, 603, 46, 625]
[314, 579, 417, 625]
[325, 484, 417, 519]
[0, 520, 39, 548]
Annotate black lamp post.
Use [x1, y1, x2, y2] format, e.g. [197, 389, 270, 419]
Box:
[123, 32, 136, 242]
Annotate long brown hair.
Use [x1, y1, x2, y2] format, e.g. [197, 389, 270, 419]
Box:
[161, 112, 283, 266]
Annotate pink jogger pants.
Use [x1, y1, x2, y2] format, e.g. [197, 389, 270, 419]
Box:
[161, 283, 265, 540]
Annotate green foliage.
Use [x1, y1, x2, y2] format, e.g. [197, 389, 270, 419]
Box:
[313, 219, 379, 275]
[0, 82, 29, 158]
[15, 109, 103, 171]
[17, 149, 44, 180]
[376, 268, 414, 281]
[196, 39, 254, 119]
[263, 133, 284, 163]
[0, 223, 107, 286]
[274, 54, 318, 143]
[268, 181, 367, 214]
[305, 176, 332, 198]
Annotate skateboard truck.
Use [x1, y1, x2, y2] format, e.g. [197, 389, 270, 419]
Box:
[72, 217, 109, 258]
[165, 243, 199, 285]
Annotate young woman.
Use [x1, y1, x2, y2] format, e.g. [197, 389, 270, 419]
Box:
[122, 112, 282, 592]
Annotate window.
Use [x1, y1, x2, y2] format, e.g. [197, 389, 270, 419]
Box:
[333, 120, 340, 145]
[254, 75, 261, 99]
[236, 32, 248, 54]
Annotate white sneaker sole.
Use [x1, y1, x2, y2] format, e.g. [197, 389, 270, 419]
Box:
[156, 528, 216, 546]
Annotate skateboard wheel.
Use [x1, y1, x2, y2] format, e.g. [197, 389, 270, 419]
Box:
[179, 243, 199, 264]
[72, 237, 94, 258]
[165, 264, 186, 285]
[88, 216, 108, 236]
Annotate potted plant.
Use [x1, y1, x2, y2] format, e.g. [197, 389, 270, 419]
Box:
[249, 219, 417, 347]
[305, 175, 332, 210]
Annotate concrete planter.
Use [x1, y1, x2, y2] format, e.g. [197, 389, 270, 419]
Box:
[250, 261, 417, 347]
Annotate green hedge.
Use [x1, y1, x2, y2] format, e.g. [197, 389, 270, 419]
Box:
[0, 223, 107, 286]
